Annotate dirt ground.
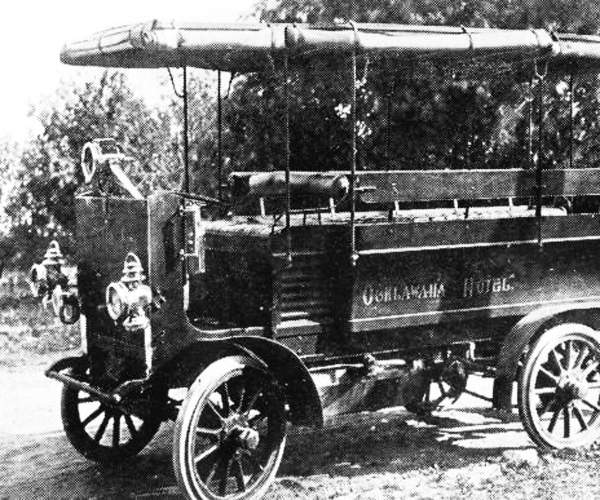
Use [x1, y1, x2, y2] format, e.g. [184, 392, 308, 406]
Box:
[2, 360, 600, 499]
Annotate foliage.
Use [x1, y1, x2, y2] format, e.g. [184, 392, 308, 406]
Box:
[0, 268, 79, 365]
[7, 0, 600, 262]
[258, 0, 600, 31]
[6, 72, 179, 263]
[0, 140, 18, 229]
[218, 0, 600, 179]
[173, 70, 220, 197]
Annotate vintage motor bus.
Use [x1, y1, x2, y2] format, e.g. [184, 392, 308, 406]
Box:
[30, 21, 600, 500]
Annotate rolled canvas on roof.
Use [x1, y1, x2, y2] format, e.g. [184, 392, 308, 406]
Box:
[60, 21, 600, 73]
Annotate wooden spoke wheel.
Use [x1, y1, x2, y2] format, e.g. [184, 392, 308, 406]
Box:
[61, 369, 164, 463]
[174, 356, 287, 500]
[518, 323, 600, 449]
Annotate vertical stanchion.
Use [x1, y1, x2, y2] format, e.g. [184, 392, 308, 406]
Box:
[350, 23, 358, 265]
[528, 77, 534, 170]
[217, 70, 223, 202]
[386, 61, 393, 171]
[535, 61, 547, 246]
[569, 71, 575, 170]
[181, 64, 190, 299]
[386, 88, 391, 170]
[284, 54, 292, 265]
[183, 64, 190, 194]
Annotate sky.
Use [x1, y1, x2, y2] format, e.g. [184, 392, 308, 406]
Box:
[0, 0, 258, 143]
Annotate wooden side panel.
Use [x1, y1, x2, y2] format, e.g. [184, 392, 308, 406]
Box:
[188, 223, 273, 330]
[356, 214, 600, 251]
[146, 193, 190, 371]
[351, 215, 600, 332]
[357, 168, 600, 203]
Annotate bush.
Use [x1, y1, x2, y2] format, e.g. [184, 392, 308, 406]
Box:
[0, 269, 80, 364]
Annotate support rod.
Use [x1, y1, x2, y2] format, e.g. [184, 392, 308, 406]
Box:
[535, 64, 546, 246]
[284, 54, 292, 265]
[183, 65, 190, 193]
[569, 72, 575, 170]
[217, 70, 223, 201]
[386, 85, 392, 170]
[528, 77, 534, 170]
[350, 26, 358, 265]
[181, 64, 190, 292]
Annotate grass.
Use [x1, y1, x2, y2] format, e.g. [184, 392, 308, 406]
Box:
[2, 269, 600, 498]
[0, 269, 79, 366]
[263, 423, 600, 500]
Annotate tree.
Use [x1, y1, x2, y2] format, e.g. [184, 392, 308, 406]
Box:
[0, 139, 18, 231]
[257, 0, 600, 31]
[7, 71, 179, 263]
[170, 70, 220, 197]
[213, 0, 600, 182]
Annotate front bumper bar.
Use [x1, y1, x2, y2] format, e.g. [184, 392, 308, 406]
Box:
[45, 356, 147, 406]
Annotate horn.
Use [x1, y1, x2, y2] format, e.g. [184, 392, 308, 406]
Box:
[80, 141, 102, 183]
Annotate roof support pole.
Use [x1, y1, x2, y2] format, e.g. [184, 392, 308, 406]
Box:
[284, 53, 292, 265]
[350, 23, 358, 266]
[217, 70, 223, 201]
[386, 82, 392, 170]
[569, 72, 575, 170]
[528, 77, 534, 170]
[535, 61, 547, 246]
[183, 64, 190, 193]
[180, 64, 190, 295]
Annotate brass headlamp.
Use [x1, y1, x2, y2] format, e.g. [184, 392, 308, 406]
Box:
[106, 253, 152, 332]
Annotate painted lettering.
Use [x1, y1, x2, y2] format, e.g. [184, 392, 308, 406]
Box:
[463, 274, 515, 298]
[463, 277, 474, 298]
[502, 275, 515, 291]
[362, 280, 445, 306]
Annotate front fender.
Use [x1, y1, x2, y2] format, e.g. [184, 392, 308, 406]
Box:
[155, 337, 323, 428]
[233, 337, 323, 428]
[493, 302, 600, 410]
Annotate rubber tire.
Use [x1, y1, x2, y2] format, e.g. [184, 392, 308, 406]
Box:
[518, 323, 600, 450]
[173, 355, 287, 500]
[61, 369, 163, 463]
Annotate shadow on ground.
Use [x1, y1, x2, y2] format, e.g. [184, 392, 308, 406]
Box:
[0, 405, 532, 499]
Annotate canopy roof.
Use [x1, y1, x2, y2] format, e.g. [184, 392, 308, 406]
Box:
[61, 21, 600, 73]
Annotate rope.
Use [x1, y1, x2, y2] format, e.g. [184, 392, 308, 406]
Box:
[166, 67, 184, 99]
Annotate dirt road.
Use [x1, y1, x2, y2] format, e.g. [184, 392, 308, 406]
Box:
[2, 364, 599, 499]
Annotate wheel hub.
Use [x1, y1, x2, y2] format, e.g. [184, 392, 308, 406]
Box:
[558, 373, 588, 402]
[237, 427, 260, 450]
[222, 414, 261, 450]
[223, 413, 248, 433]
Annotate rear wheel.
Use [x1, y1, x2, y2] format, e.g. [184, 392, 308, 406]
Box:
[61, 369, 164, 463]
[173, 355, 287, 500]
[518, 323, 600, 449]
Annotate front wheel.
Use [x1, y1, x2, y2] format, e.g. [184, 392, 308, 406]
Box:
[61, 369, 164, 463]
[518, 323, 600, 449]
[173, 355, 287, 500]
